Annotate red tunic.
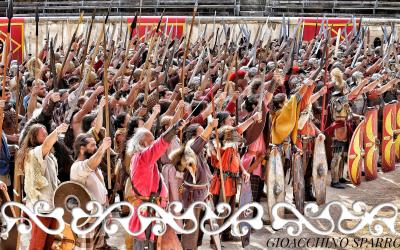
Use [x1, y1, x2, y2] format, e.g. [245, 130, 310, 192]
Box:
[128, 138, 170, 240]
[210, 147, 240, 197]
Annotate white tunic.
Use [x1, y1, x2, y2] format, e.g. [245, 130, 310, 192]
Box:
[70, 160, 108, 205]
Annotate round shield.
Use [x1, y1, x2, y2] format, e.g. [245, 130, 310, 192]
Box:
[53, 181, 93, 225]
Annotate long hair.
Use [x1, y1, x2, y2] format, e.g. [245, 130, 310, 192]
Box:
[16, 124, 46, 173]
[331, 67, 344, 88]
[126, 128, 152, 155]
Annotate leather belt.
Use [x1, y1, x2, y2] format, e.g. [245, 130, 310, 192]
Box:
[215, 169, 240, 178]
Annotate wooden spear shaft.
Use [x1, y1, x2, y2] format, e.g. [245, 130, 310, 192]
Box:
[35, 22, 39, 86]
[180, 3, 198, 103]
[103, 31, 112, 189]
[320, 29, 331, 131]
[0, 25, 10, 157]
[138, 25, 158, 107]
[15, 59, 20, 131]
[209, 78, 226, 203]
[79, 9, 96, 81]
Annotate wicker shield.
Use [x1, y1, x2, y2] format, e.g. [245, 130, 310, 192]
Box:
[53, 181, 93, 225]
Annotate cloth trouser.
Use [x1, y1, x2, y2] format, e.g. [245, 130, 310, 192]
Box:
[250, 174, 264, 218]
[73, 222, 106, 250]
[181, 207, 203, 250]
[303, 150, 313, 195]
[331, 151, 346, 183]
[133, 239, 156, 250]
[29, 216, 57, 250]
[125, 233, 134, 250]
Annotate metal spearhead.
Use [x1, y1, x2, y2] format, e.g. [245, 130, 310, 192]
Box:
[356, 17, 362, 39]
[163, 16, 169, 38]
[7, 0, 13, 33]
[352, 15, 357, 36]
[314, 17, 318, 39]
[54, 33, 58, 47]
[50, 38, 58, 92]
[156, 9, 165, 34]
[46, 19, 50, 45]
[281, 14, 286, 42]
[35, 5, 39, 37]
[212, 11, 216, 36]
[105, 0, 114, 25]
[201, 23, 208, 39]
[130, 12, 138, 40]
[226, 27, 231, 43]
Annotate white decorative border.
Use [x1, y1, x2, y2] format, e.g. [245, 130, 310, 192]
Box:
[1, 200, 400, 237]
[0, 201, 264, 237]
[272, 201, 399, 236]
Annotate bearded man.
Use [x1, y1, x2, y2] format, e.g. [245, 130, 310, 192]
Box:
[70, 134, 116, 250]
[127, 120, 184, 250]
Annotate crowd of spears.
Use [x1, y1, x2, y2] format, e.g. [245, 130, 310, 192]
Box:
[1, 0, 400, 249]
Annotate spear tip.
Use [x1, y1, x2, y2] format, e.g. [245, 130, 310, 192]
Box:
[91, 8, 96, 19]
[7, 0, 13, 20]
[131, 12, 137, 30]
[35, 5, 39, 22]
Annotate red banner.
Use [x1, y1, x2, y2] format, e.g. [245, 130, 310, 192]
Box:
[302, 18, 359, 41]
[0, 17, 24, 63]
[126, 16, 185, 40]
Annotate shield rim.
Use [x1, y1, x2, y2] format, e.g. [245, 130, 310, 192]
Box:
[364, 107, 378, 180]
[347, 120, 364, 186]
[53, 181, 93, 225]
[382, 102, 396, 172]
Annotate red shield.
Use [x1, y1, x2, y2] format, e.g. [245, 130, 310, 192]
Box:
[347, 120, 364, 186]
[395, 102, 400, 162]
[364, 107, 378, 180]
[382, 102, 397, 172]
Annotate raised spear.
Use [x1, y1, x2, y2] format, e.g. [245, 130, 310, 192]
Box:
[118, 12, 137, 86]
[117, 14, 123, 46]
[65, 20, 105, 123]
[103, 22, 113, 189]
[320, 28, 331, 131]
[1, 1, 20, 216]
[180, 0, 198, 102]
[314, 17, 318, 39]
[58, 11, 84, 86]
[50, 38, 58, 92]
[79, 8, 96, 81]
[209, 68, 227, 203]
[141, 15, 165, 106]
[0, 0, 13, 156]
[334, 28, 341, 58]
